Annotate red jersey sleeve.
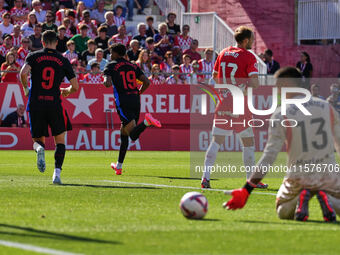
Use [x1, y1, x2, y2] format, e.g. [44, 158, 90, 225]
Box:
[246, 53, 258, 77]
[213, 52, 221, 73]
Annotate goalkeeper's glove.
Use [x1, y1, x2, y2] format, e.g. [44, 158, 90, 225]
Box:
[223, 182, 255, 210]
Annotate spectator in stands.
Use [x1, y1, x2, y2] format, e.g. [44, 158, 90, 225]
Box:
[1, 104, 26, 127]
[172, 46, 182, 65]
[55, 5, 68, 26]
[11, 25, 23, 48]
[102, 11, 118, 38]
[56, 25, 68, 53]
[189, 60, 205, 84]
[183, 39, 201, 62]
[145, 36, 162, 64]
[21, 12, 38, 38]
[62, 17, 76, 38]
[146, 16, 158, 38]
[78, 10, 97, 39]
[87, 48, 107, 71]
[41, 0, 53, 11]
[57, 0, 74, 9]
[310, 84, 325, 99]
[133, 22, 147, 48]
[91, 0, 106, 25]
[42, 11, 58, 33]
[0, 13, 14, 37]
[180, 54, 193, 83]
[327, 83, 340, 115]
[65, 9, 77, 32]
[70, 58, 84, 81]
[31, 0, 46, 23]
[29, 22, 42, 51]
[114, 5, 125, 27]
[198, 48, 214, 81]
[166, 12, 180, 37]
[166, 65, 183, 85]
[83, 62, 103, 84]
[81, 39, 96, 66]
[264, 49, 280, 75]
[71, 24, 89, 54]
[160, 50, 174, 77]
[63, 40, 79, 62]
[11, 0, 29, 26]
[127, 39, 140, 62]
[154, 22, 173, 57]
[111, 25, 131, 48]
[75, 1, 85, 23]
[94, 25, 109, 50]
[174, 24, 192, 52]
[296, 51, 313, 89]
[149, 64, 165, 85]
[17, 37, 30, 66]
[136, 49, 151, 77]
[1, 51, 20, 82]
[0, 0, 7, 24]
[0, 34, 13, 58]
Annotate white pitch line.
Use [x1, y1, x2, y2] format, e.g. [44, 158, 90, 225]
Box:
[102, 180, 277, 196]
[0, 240, 84, 255]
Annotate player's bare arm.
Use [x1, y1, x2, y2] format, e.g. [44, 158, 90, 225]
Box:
[138, 74, 150, 94]
[19, 63, 31, 97]
[61, 77, 79, 97]
[248, 73, 259, 89]
[103, 75, 113, 88]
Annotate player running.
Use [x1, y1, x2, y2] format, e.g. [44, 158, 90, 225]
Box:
[225, 67, 340, 222]
[103, 43, 161, 175]
[20, 30, 79, 185]
[201, 26, 267, 189]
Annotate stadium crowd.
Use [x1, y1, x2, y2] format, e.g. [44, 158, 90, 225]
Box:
[0, 0, 214, 85]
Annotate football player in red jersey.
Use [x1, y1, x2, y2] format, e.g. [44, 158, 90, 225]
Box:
[201, 26, 268, 189]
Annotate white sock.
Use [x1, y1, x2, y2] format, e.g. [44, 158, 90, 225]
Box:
[116, 162, 123, 169]
[242, 146, 255, 179]
[33, 142, 42, 152]
[203, 141, 220, 181]
[144, 119, 150, 126]
[54, 168, 61, 177]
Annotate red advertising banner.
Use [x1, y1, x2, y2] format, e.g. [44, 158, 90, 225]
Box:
[0, 83, 275, 151]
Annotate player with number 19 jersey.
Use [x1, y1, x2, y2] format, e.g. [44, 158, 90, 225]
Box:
[213, 46, 258, 133]
[104, 57, 144, 125]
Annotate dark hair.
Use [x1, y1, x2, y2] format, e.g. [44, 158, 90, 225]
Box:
[79, 24, 89, 30]
[91, 62, 100, 69]
[146, 37, 154, 44]
[167, 12, 176, 19]
[87, 39, 95, 45]
[82, 10, 90, 16]
[182, 24, 190, 30]
[234, 26, 253, 44]
[115, 5, 123, 10]
[264, 49, 273, 57]
[146, 16, 154, 22]
[274, 66, 303, 87]
[301, 51, 311, 63]
[110, 43, 126, 57]
[46, 10, 54, 17]
[42, 30, 58, 44]
[98, 26, 107, 33]
[65, 9, 75, 18]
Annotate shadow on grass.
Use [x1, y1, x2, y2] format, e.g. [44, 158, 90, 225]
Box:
[130, 175, 218, 181]
[239, 219, 340, 226]
[190, 218, 221, 222]
[0, 224, 121, 244]
[56, 183, 159, 190]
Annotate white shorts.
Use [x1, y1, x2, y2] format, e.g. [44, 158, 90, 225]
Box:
[212, 126, 254, 138]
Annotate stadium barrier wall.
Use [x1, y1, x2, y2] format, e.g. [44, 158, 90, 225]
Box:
[0, 83, 313, 151]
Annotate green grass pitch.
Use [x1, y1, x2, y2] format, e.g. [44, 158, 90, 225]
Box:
[1, 150, 340, 255]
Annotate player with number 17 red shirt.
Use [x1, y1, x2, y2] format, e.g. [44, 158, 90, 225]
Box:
[201, 26, 268, 189]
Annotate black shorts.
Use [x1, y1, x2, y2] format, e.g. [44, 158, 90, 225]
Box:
[116, 100, 140, 126]
[28, 107, 72, 138]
